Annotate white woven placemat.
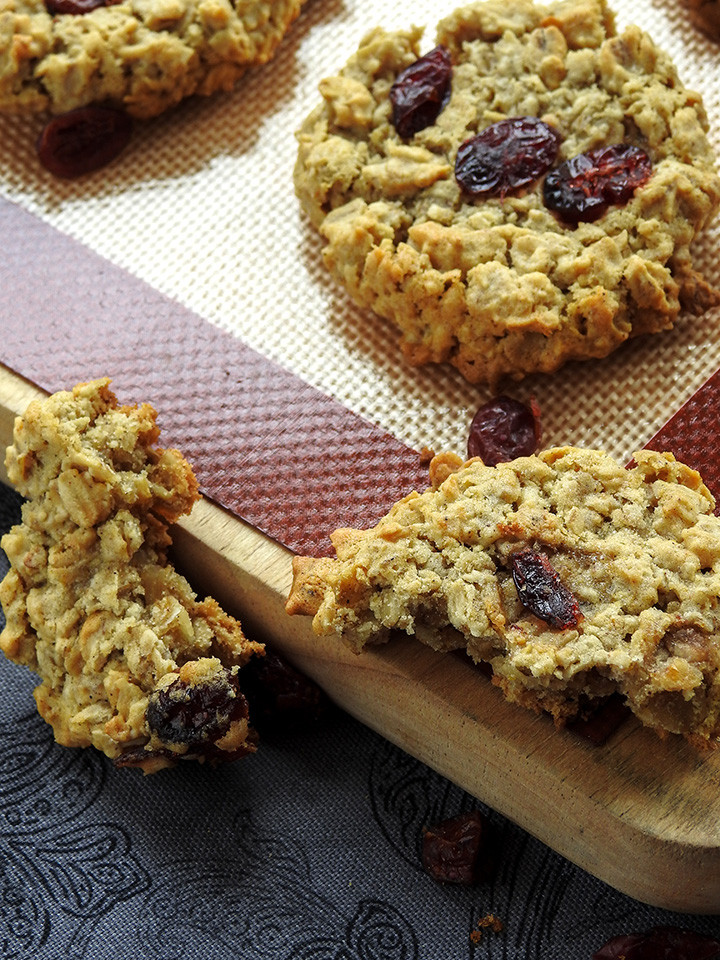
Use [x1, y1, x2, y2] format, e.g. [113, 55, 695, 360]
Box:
[0, 0, 718, 463]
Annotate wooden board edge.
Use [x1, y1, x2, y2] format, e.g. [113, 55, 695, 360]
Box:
[0, 364, 42, 484]
[2, 362, 720, 913]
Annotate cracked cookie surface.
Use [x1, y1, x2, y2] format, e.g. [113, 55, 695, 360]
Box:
[294, 0, 720, 384]
[0, 0, 302, 118]
[287, 446, 720, 744]
[0, 379, 263, 772]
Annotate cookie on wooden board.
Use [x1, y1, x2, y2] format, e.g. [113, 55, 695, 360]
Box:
[287, 445, 720, 745]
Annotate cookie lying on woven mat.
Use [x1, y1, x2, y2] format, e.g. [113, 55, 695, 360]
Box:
[0, 379, 264, 773]
[0, 0, 301, 119]
[294, 0, 720, 384]
[287, 446, 720, 745]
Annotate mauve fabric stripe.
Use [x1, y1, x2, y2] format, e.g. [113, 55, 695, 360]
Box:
[645, 366, 720, 506]
[0, 196, 429, 556]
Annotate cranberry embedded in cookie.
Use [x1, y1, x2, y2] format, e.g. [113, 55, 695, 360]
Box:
[44, 0, 119, 14]
[543, 143, 653, 223]
[390, 45, 453, 139]
[454, 117, 561, 198]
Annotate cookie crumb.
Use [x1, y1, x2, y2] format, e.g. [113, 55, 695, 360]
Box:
[470, 914, 504, 944]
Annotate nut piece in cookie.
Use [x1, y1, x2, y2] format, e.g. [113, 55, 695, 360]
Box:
[286, 446, 720, 745]
[0, 0, 303, 120]
[294, 0, 720, 384]
[0, 379, 264, 773]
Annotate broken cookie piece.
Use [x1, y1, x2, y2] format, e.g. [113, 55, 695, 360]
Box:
[287, 446, 720, 745]
[0, 379, 263, 773]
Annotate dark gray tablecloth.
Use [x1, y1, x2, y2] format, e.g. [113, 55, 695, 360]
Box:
[1, 482, 719, 960]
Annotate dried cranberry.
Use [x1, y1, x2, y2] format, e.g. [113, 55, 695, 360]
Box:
[543, 143, 652, 223]
[390, 45, 452, 139]
[511, 549, 581, 630]
[467, 395, 541, 465]
[455, 117, 561, 198]
[240, 648, 329, 732]
[593, 925, 720, 960]
[146, 666, 249, 748]
[45, 0, 117, 12]
[421, 811, 496, 885]
[36, 106, 132, 178]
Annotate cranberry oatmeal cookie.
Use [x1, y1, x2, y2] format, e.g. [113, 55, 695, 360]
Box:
[0, 0, 301, 119]
[294, 0, 720, 384]
[0, 380, 264, 773]
[287, 446, 720, 744]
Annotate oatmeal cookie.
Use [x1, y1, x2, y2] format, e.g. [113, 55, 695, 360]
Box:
[0, 379, 264, 773]
[294, 0, 720, 384]
[0, 0, 301, 119]
[287, 446, 720, 744]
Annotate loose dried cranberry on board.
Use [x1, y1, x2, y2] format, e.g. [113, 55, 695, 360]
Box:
[390, 45, 452, 139]
[422, 811, 496, 885]
[467, 395, 541, 465]
[455, 117, 561, 198]
[511, 549, 582, 630]
[592, 925, 720, 960]
[36, 106, 132, 178]
[543, 143, 652, 223]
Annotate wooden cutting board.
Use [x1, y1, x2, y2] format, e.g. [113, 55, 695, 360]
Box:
[2, 362, 720, 913]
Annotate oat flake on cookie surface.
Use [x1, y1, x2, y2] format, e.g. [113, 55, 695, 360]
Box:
[294, 0, 720, 384]
[287, 446, 720, 745]
[0, 0, 302, 118]
[0, 380, 264, 773]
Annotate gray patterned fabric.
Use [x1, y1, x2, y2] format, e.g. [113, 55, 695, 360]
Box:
[1, 481, 719, 959]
